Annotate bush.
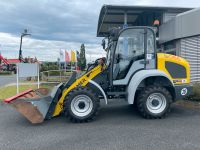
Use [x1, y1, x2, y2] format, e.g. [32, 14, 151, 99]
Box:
[40, 65, 48, 72]
[0, 71, 12, 75]
[48, 65, 59, 71]
[186, 83, 200, 101]
[49, 71, 61, 76]
[40, 63, 59, 72]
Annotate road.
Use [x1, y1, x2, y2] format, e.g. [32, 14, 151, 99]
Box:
[0, 75, 16, 86]
[1, 100, 200, 150]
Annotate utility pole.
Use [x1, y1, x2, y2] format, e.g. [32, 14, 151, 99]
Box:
[19, 29, 31, 62]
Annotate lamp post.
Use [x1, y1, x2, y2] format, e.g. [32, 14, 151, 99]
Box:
[19, 29, 31, 62]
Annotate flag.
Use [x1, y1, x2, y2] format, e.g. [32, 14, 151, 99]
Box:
[71, 50, 76, 62]
[60, 49, 65, 62]
[65, 50, 70, 62]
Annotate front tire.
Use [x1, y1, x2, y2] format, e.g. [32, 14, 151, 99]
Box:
[64, 87, 100, 123]
[136, 86, 172, 119]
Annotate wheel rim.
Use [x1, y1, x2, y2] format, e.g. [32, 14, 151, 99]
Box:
[146, 93, 167, 114]
[71, 95, 93, 117]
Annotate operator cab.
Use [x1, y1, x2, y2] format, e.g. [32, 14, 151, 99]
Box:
[104, 27, 156, 86]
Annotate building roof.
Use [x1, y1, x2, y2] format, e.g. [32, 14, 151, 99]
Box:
[7, 59, 20, 64]
[97, 5, 192, 37]
[159, 7, 200, 43]
[0, 53, 40, 65]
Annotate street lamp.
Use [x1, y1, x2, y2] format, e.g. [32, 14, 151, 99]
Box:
[19, 29, 31, 62]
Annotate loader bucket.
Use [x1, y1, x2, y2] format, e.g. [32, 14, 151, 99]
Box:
[4, 83, 63, 124]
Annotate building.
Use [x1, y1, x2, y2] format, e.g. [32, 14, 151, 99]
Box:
[97, 5, 200, 83]
[0, 54, 39, 71]
[97, 5, 191, 37]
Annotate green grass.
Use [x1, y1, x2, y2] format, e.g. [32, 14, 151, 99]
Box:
[0, 84, 54, 100]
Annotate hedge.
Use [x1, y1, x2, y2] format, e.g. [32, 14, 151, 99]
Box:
[0, 71, 12, 75]
[185, 83, 200, 101]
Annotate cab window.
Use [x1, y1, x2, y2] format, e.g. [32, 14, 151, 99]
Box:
[113, 29, 145, 80]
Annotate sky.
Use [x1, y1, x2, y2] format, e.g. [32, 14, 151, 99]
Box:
[0, 0, 200, 62]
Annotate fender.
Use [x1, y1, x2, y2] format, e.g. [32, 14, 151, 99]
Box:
[52, 64, 105, 117]
[127, 70, 174, 104]
[89, 80, 108, 105]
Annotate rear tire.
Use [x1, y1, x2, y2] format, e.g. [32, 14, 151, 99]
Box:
[136, 86, 172, 119]
[64, 87, 100, 123]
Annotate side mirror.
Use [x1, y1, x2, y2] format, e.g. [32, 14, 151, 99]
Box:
[101, 39, 106, 49]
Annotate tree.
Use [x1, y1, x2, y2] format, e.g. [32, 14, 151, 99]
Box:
[78, 44, 86, 70]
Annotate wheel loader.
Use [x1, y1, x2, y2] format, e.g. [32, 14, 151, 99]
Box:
[4, 26, 192, 124]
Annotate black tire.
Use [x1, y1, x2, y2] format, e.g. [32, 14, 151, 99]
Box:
[64, 86, 100, 123]
[132, 90, 140, 109]
[136, 86, 172, 119]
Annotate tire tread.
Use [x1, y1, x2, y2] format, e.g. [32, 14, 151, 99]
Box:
[64, 86, 100, 123]
[136, 86, 172, 119]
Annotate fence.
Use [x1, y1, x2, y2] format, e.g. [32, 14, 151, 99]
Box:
[41, 70, 73, 82]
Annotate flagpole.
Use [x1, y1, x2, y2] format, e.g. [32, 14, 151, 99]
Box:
[71, 61, 72, 72]
[59, 49, 61, 70]
[71, 50, 72, 72]
[64, 50, 66, 73]
[75, 50, 77, 71]
[65, 61, 66, 72]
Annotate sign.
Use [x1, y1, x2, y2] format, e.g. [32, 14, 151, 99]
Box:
[18, 63, 39, 77]
[16, 63, 40, 93]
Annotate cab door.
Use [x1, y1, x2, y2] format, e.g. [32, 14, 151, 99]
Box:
[112, 27, 156, 85]
[146, 28, 156, 69]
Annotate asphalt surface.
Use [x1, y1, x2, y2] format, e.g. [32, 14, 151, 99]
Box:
[1, 100, 200, 150]
[0, 75, 16, 86]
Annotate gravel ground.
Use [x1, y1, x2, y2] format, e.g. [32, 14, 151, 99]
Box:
[1, 99, 200, 150]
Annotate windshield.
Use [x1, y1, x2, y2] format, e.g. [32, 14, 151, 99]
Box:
[105, 37, 115, 66]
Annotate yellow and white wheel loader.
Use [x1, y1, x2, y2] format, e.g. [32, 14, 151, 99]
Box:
[4, 25, 192, 124]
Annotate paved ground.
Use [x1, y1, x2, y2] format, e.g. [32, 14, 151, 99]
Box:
[0, 75, 16, 86]
[1, 100, 200, 150]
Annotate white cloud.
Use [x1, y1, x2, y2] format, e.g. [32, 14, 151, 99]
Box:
[0, 32, 106, 62]
[0, 0, 199, 62]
